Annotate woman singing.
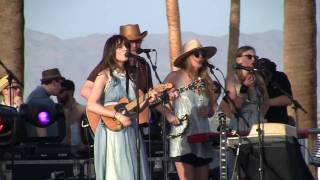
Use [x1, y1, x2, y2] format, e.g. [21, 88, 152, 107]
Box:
[87, 35, 156, 180]
[162, 39, 220, 180]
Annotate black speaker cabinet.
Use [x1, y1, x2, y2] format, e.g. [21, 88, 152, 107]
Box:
[237, 136, 313, 180]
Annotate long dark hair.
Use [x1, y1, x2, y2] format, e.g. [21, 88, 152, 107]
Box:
[101, 35, 130, 75]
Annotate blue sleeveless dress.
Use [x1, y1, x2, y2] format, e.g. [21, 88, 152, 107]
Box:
[94, 71, 150, 180]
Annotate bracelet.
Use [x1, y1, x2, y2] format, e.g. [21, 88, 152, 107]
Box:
[239, 85, 248, 94]
[115, 112, 122, 120]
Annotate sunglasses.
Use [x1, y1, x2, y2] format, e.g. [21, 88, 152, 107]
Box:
[239, 54, 259, 61]
[193, 50, 206, 58]
[130, 40, 142, 44]
[5, 86, 21, 90]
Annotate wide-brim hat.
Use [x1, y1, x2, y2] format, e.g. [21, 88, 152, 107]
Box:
[0, 75, 9, 92]
[41, 68, 64, 82]
[174, 39, 217, 68]
[120, 24, 148, 41]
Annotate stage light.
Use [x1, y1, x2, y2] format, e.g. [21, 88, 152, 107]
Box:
[19, 99, 66, 143]
[0, 104, 19, 146]
[38, 111, 51, 126]
[0, 116, 10, 134]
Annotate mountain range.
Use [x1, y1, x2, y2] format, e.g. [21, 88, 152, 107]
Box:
[24, 29, 319, 109]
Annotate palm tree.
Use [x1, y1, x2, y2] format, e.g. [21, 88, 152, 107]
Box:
[0, 0, 24, 87]
[284, 0, 316, 130]
[283, 0, 316, 174]
[166, 0, 182, 71]
[227, 0, 240, 75]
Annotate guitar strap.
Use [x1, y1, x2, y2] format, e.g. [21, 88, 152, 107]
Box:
[125, 69, 130, 97]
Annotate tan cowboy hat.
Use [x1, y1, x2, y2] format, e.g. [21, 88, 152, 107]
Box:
[120, 24, 148, 41]
[174, 39, 217, 68]
[0, 75, 9, 92]
[41, 68, 64, 82]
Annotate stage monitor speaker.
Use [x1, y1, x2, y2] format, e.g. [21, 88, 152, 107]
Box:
[238, 136, 313, 180]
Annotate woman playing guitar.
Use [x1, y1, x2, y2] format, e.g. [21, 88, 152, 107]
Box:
[87, 35, 158, 180]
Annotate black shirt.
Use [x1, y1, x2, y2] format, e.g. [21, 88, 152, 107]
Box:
[265, 71, 292, 124]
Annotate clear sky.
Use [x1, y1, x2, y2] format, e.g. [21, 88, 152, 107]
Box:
[24, 0, 295, 39]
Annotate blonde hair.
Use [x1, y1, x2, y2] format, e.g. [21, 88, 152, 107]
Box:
[185, 56, 217, 99]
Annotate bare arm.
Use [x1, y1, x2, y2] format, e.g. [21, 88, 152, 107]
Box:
[154, 71, 180, 126]
[269, 95, 292, 107]
[225, 75, 247, 110]
[87, 71, 133, 127]
[87, 72, 112, 117]
[80, 80, 94, 100]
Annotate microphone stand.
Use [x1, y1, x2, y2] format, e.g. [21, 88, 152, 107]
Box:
[133, 57, 141, 180]
[252, 72, 264, 180]
[269, 81, 307, 136]
[207, 66, 249, 179]
[161, 98, 170, 180]
[145, 51, 162, 84]
[143, 50, 171, 179]
[0, 60, 24, 88]
[207, 66, 249, 130]
[0, 59, 23, 179]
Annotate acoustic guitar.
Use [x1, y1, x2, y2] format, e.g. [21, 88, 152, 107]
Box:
[87, 78, 205, 133]
[86, 83, 173, 133]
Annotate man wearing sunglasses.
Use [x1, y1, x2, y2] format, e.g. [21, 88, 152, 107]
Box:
[0, 74, 23, 109]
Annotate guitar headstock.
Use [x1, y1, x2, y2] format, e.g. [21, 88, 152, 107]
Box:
[152, 83, 174, 93]
[218, 111, 226, 123]
[185, 77, 206, 91]
[217, 111, 227, 130]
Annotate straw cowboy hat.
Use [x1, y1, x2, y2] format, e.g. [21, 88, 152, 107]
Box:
[120, 24, 148, 41]
[0, 75, 9, 92]
[41, 68, 64, 82]
[174, 39, 217, 68]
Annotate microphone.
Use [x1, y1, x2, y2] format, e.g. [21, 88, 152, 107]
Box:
[203, 61, 218, 70]
[233, 64, 259, 72]
[136, 48, 156, 54]
[307, 128, 320, 134]
[125, 52, 143, 59]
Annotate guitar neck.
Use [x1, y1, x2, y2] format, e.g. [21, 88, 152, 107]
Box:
[219, 112, 228, 180]
[220, 129, 228, 180]
[124, 80, 203, 111]
[177, 86, 192, 94]
[125, 93, 149, 111]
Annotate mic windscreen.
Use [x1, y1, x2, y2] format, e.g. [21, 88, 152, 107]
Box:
[125, 52, 136, 58]
[232, 64, 240, 69]
[136, 48, 143, 54]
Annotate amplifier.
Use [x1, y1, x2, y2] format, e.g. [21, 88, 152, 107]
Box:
[1, 159, 95, 180]
[227, 135, 292, 148]
[235, 136, 313, 180]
